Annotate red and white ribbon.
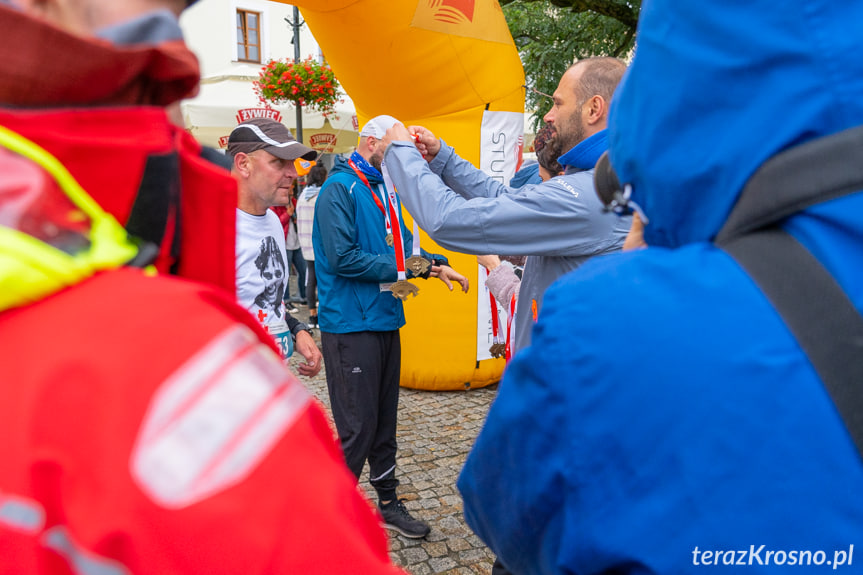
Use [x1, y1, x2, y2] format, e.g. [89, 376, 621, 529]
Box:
[505, 293, 516, 362]
[380, 160, 407, 281]
[489, 290, 503, 348]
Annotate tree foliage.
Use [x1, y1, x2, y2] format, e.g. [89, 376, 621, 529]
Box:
[501, 0, 640, 130]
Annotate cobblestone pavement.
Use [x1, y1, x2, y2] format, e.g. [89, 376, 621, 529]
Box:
[286, 299, 499, 574]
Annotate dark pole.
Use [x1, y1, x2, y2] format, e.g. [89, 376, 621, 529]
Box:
[290, 6, 303, 144]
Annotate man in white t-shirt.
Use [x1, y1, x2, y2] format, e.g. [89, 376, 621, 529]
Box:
[228, 117, 322, 376]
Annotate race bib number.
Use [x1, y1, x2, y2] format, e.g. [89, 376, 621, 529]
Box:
[272, 328, 294, 362]
[265, 317, 293, 362]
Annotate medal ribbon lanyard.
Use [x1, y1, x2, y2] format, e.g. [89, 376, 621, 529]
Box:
[380, 161, 408, 281]
[486, 268, 503, 348]
[348, 159, 392, 238]
[505, 294, 516, 362]
[490, 290, 503, 346]
[411, 220, 422, 258]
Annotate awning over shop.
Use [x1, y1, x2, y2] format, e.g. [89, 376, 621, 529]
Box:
[181, 64, 359, 154]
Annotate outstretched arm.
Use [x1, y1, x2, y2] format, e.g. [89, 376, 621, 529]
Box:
[385, 141, 627, 257]
[383, 123, 510, 201]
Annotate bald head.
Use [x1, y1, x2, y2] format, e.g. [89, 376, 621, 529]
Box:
[543, 57, 626, 154]
[569, 57, 627, 108]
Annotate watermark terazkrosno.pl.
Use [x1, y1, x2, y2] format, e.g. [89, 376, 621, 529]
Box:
[692, 545, 854, 569]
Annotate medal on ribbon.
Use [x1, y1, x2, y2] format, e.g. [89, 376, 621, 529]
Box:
[404, 220, 431, 278]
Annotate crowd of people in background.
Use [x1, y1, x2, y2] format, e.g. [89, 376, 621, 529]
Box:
[296, 164, 328, 328]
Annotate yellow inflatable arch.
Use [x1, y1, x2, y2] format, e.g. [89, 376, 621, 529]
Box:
[272, 0, 525, 390]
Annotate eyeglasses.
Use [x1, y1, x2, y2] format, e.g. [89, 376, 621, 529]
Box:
[523, 85, 554, 102]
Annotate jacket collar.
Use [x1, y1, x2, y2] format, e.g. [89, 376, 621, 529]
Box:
[559, 129, 608, 171]
[348, 151, 384, 184]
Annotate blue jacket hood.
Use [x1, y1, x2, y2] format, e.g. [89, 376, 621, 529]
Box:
[510, 161, 540, 188]
[608, 0, 863, 248]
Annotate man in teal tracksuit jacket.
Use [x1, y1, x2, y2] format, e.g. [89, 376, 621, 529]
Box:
[313, 115, 468, 540]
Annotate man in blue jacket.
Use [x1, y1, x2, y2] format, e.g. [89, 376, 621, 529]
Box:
[456, 0, 863, 573]
[313, 115, 469, 540]
[382, 57, 631, 354]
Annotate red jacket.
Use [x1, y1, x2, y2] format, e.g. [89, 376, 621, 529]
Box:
[0, 8, 404, 573]
[0, 269, 402, 574]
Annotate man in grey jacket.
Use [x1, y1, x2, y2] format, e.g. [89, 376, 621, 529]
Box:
[382, 57, 631, 354]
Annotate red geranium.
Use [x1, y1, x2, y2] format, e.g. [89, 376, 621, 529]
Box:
[254, 57, 342, 117]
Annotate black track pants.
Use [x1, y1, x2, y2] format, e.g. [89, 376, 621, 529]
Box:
[321, 330, 400, 501]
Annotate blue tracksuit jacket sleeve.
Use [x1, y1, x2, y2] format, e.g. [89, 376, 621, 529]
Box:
[315, 179, 401, 283]
[384, 140, 622, 257]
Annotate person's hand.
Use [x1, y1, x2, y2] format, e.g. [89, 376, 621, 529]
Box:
[381, 122, 412, 153]
[431, 264, 469, 293]
[623, 213, 647, 251]
[407, 125, 441, 161]
[477, 254, 501, 271]
[294, 330, 322, 377]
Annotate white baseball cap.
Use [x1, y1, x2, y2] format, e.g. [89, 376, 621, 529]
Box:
[359, 115, 401, 139]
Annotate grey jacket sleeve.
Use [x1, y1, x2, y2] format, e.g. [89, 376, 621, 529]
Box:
[384, 140, 627, 257]
[428, 140, 512, 200]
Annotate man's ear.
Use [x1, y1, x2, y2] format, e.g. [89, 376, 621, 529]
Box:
[232, 152, 251, 177]
[361, 136, 377, 154]
[585, 95, 607, 126]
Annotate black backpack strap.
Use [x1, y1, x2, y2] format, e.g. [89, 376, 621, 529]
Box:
[716, 125, 863, 243]
[714, 126, 863, 459]
[721, 229, 863, 457]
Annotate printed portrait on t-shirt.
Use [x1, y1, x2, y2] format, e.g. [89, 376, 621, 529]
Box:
[253, 236, 286, 318]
